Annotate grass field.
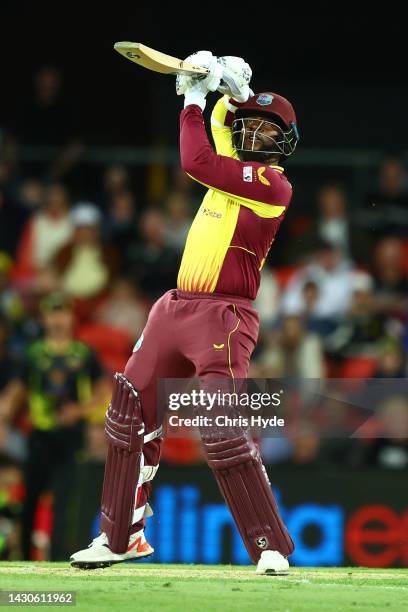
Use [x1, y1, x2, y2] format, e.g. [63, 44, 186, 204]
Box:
[0, 563, 407, 611]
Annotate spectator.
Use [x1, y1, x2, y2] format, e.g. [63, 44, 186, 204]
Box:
[289, 422, 322, 466]
[302, 281, 319, 318]
[17, 178, 46, 213]
[103, 189, 138, 255]
[364, 157, 408, 235]
[0, 418, 27, 465]
[366, 157, 408, 209]
[0, 316, 14, 392]
[126, 208, 180, 302]
[84, 422, 108, 463]
[281, 240, 353, 322]
[361, 396, 408, 469]
[53, 202, 120, 303]
[171, 166, 202, 209]
[374, 339, 406, 378]
[0, 188, 28, 257]
[326, 272, 385, 359]
[265, 421, 321, 467]
[255, 315, 325, 379]
[288, 184, 365, 263]
[307, 184, 371, 265]
[254, 265, 281, 329]
[163, 191, 192, 252]
[0, 291, 104, 560]
[0, 253, 23, 324]
[94, 277, 148, 338]
[261, 436, 293, 465]
[314, 185, 350, 255]
[13, 183, 73, 288]
[102, 165, 131, 207]
[372, 237, 408, 317]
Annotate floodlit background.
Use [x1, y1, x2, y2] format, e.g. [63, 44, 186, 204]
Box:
[0, 3, 407, 566]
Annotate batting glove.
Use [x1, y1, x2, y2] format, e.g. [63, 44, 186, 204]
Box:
[176, 51, 223, 111]
[217, 56, 253, 103]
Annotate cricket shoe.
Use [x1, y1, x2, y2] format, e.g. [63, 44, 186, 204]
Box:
[70, 529, 153, 569]
[255, 550, 290, 576]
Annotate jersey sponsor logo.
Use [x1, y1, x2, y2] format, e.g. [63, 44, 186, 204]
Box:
[133, 332, 144, 352]
[257, 167, 271, 186]
[243, 166, 253, 182]
[213, 343, 225, 350]
[202, 208, 222, 219]
[256, 93, 273, 106]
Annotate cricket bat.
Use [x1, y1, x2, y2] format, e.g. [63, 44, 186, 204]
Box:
[114, 42, 210, 76]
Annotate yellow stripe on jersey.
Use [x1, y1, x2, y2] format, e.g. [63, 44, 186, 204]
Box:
[177, 190, 240, 292]
[186, 174, 286, 219]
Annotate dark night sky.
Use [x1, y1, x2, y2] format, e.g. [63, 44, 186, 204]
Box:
[1, 2, 407, 148]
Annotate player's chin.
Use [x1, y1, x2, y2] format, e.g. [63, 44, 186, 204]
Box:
[243, 139, 262, 151]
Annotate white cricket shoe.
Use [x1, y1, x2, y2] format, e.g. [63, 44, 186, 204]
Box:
[256, 550, 290, 575]
[70, 529, 153, 569]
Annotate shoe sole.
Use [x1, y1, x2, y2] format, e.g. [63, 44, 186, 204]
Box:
[71, 550, 154, 570]
[258, 569, 289, 576]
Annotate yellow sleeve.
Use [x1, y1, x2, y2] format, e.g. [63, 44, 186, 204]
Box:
[210, 95, 240, 159]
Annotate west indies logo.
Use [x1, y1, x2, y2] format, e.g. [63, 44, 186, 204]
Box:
[256, 94, 273, 106]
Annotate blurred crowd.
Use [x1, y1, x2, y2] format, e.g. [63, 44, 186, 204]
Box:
[0, 66, 407, 560]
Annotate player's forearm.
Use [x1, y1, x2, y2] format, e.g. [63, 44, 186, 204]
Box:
[180, 105, 217, 181]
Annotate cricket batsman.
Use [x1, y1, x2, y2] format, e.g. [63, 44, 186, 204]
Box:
[71, 51, 299, 574]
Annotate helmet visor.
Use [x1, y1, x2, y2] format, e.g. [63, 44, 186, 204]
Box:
[232, 116, 299, 158]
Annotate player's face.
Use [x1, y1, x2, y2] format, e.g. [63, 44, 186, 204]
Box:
[242, 117, 282, 151]
[43, 308, 73, 338]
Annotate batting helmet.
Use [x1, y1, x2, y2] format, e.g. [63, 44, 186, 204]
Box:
[232, 92, 299, 162]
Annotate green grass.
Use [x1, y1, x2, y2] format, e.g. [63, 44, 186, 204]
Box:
[0, 563, 407, 612]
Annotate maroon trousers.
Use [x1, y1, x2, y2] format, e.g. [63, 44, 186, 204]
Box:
[124, 288, 259, 532]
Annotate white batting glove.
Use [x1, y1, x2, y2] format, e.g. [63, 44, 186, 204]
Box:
[176, 51, 223, 111]
[217, 56, 253, 103]
[176, 51, 212, 96]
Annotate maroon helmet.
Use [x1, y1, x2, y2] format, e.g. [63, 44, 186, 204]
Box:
[232, 92, 299, 162]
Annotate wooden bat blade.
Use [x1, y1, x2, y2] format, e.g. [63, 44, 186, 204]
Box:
[114, 42, 209, 76]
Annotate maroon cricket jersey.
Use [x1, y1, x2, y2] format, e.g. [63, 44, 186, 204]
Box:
[177, 97, 292, 300]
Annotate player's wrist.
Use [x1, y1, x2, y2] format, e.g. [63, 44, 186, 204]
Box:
[184, 90, 206, 111]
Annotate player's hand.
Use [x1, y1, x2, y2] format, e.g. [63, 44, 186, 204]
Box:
[56, 402, 83, 426]
[0, 396, 13, 423]
[176, 51, 222, 111]
[217, 56, 253, 103]
[176, 51, 222, 95]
